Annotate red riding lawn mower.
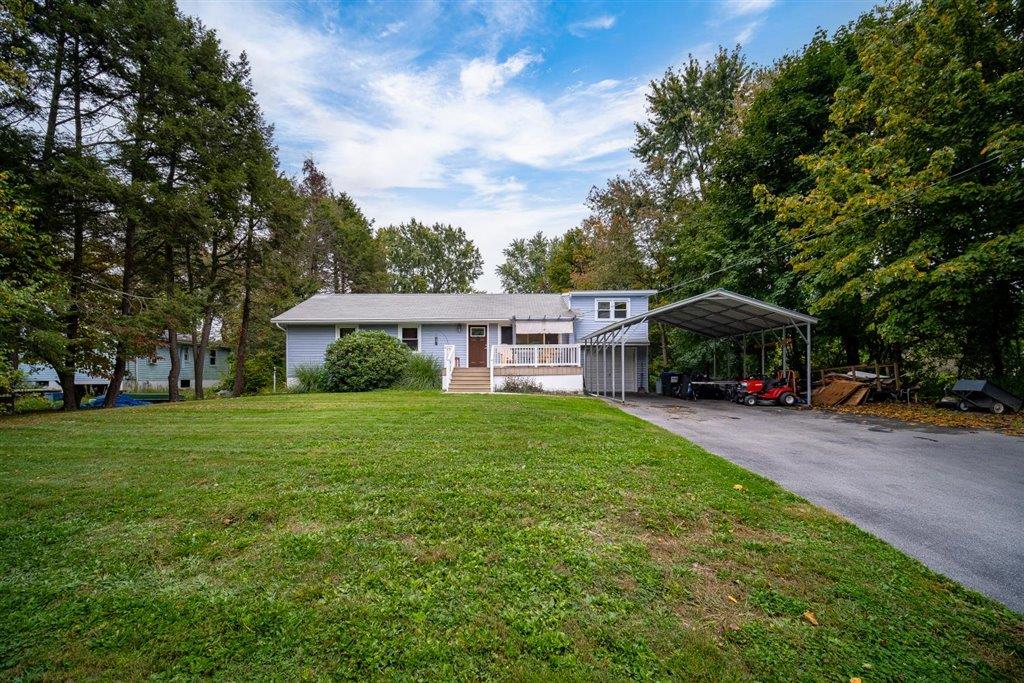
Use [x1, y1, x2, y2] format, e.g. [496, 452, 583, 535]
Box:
[736, 372, 801, 407]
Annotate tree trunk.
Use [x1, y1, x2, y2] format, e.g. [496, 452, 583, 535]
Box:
[103, 214, 135, 407]
[165, 241, 181, 401]
[842, 333, 860, 366]
[195, 312, 213, 398]
[41, 28, 66, 165]
[193, 242, 219, 399]
[232, 211, 255, 397]
[60, 36, 84, 412]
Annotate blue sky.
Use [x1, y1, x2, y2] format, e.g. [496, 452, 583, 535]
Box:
[182, 0, 874, 291]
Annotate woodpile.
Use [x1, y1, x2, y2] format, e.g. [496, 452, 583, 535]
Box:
[812, 379, 868, 407]
[811, 370, 899, 407]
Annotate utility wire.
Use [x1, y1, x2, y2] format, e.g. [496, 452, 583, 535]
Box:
[655, 142, 1024, 299]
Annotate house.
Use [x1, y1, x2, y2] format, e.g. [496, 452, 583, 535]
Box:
[18, 334, 232, 396]
[270, 291, 654, 393]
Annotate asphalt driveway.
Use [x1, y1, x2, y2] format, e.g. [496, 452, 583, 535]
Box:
[619, 395, 1024, 613]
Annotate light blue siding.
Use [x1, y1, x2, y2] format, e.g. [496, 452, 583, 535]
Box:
[569, 294, 650, 344]
[421, 323, 464, 365]
[19, 342, 230, 389]
[285, 325, 336, 379]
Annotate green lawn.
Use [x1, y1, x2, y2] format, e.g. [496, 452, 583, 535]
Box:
[1, 393, 1021, 680]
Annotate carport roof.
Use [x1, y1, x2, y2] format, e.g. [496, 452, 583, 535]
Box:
[581, 288, 817, 340]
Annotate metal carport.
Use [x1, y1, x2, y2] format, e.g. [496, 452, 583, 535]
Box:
[580, 288, 818, 403]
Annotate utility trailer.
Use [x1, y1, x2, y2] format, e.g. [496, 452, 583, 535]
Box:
[951, 380, 1022, 415]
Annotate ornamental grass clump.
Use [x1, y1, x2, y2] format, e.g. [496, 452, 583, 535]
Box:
[397, 353, 442, 390]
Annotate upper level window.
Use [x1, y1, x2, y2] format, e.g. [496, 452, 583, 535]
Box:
[596, 299, 629, 321]
[209, 349, 217, 366]
[337, 326, 356, 340]
[401, 326, 419, 351]
[183, 347, 190, 361]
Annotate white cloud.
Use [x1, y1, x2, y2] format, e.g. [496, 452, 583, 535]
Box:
[455, 169, 526, 196]
[459, 50, 541, 97]
[722, 0, 776, 17]
[734, 21, 761, 45]
[379, 21, 405, 38]
[568, 14, 617, 37]
[183, 1, 647, 290]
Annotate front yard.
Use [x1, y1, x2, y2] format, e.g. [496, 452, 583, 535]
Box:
[1, 392, 1021, 679]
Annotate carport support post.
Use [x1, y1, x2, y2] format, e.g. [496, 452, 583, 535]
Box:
[621, 334, 626, 403]
[805, 323, 812, 406]
[760, 331, 765, 375]
[609, 334, 615, 399]
[601, 336, 606, 397]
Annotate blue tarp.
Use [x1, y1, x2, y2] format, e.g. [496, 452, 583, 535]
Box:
[84, 394, 151, 408]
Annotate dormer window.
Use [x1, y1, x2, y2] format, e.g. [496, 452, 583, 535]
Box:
[596, 299, 629, 321]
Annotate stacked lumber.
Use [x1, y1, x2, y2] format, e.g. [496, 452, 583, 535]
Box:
[812, 379, 868, 407]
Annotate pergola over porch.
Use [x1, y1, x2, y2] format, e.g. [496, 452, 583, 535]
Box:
[579, 288, 818, 402]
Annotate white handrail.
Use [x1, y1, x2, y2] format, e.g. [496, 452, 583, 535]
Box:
[490, 344, 581, 367]
[442, 345, 456, 391]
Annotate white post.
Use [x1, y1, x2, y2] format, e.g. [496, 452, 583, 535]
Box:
[806, 323, 812, 406]
[606, 333, 614, 397]
[760, 331, 765, 375]
[621, 335, 626, 402]
[602, 337, 608, 397]
[273, 366, 277, 393]
[782, 327, 788, 375]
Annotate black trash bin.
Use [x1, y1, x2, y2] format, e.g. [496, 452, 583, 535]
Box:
[660, 371, 679, 396]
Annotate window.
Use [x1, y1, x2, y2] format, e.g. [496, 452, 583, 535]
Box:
[515, 333, 560, 345]
[401, 326, 419, 351]
[469, 326, 486, 338]
[209, 349, 217, 366]
[183, 347, 190, 361]
[500, 325, 513, 344]
[336, 326, 356, 339]
[180, 379, 191, 388]
[596, 299, 629, 321]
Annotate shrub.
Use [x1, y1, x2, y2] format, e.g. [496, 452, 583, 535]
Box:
[220, 351, 278, 395]
[397, 354, 441, 390]
[499, 376, 543, 393]
[323, 331, 410, 392]
[13, 394, 56, 414]
[293, 364, 328, 393]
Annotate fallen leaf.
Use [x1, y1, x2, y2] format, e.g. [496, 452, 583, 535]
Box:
[732, 484, 746, 491]
[727, 595, 739, 604]
[850, 678, 862, 683]
[802, 610, 819, 626]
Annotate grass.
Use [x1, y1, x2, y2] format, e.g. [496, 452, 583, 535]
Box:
[1, 392, 1021, 680]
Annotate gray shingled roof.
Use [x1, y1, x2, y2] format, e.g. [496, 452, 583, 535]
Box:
[271, 293, 574, 324]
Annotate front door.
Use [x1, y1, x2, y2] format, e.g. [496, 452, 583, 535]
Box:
[468, 325, 488, 367]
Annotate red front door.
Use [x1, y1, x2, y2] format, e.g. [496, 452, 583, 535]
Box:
[468, 325, 488, 367]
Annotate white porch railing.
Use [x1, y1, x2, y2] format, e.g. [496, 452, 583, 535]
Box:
[491, 344, 581, 367]
[442, 344, 456, 391]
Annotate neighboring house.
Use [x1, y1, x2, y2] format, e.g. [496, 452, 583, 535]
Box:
[270, 291, 653, 393]
[19, 335, 232, 395]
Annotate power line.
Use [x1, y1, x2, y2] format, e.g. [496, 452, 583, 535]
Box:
[655, 142, 1024, 299]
